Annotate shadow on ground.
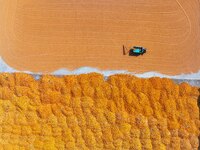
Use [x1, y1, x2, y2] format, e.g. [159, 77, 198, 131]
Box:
[198, 88, 200, 149]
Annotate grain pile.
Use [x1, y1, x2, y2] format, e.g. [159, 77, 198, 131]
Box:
[0, 73, 199, 150]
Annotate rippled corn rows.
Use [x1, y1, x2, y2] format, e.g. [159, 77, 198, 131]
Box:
[0, 73, 199, 150]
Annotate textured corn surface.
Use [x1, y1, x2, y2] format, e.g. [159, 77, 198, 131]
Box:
[0, 73, 199, 150]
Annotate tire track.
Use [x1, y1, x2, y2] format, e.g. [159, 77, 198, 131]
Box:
[175, 0, 192, 41]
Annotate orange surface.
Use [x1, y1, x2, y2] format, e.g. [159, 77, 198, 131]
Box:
[0, 0, 200, 74]
[0, 73, 199, 149]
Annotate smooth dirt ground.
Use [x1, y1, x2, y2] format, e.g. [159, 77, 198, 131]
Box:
[0, 0, 199, 74]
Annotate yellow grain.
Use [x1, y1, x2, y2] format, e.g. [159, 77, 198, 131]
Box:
[0, 73, 198, 149]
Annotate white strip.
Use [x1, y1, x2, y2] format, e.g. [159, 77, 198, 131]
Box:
[0, 57, 199, 80]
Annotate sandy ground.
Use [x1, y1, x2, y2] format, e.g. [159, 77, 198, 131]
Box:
[0, 0, 199, 75]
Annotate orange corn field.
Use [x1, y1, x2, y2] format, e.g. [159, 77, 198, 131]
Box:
[0, 73, 199, 149]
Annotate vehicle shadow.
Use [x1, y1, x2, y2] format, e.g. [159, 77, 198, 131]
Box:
[129, 52, 141, 56]
[198, 88, 200, 150]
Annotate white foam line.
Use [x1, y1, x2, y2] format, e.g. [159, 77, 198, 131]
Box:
[0, 57, 199, 80]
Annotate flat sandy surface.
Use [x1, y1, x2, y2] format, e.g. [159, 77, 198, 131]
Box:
[0, 0, 200, 74]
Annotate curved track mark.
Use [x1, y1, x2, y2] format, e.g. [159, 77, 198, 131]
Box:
[175, 0, 192, 40]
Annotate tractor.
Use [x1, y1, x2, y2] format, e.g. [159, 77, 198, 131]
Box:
[123, 45, 146, 56]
